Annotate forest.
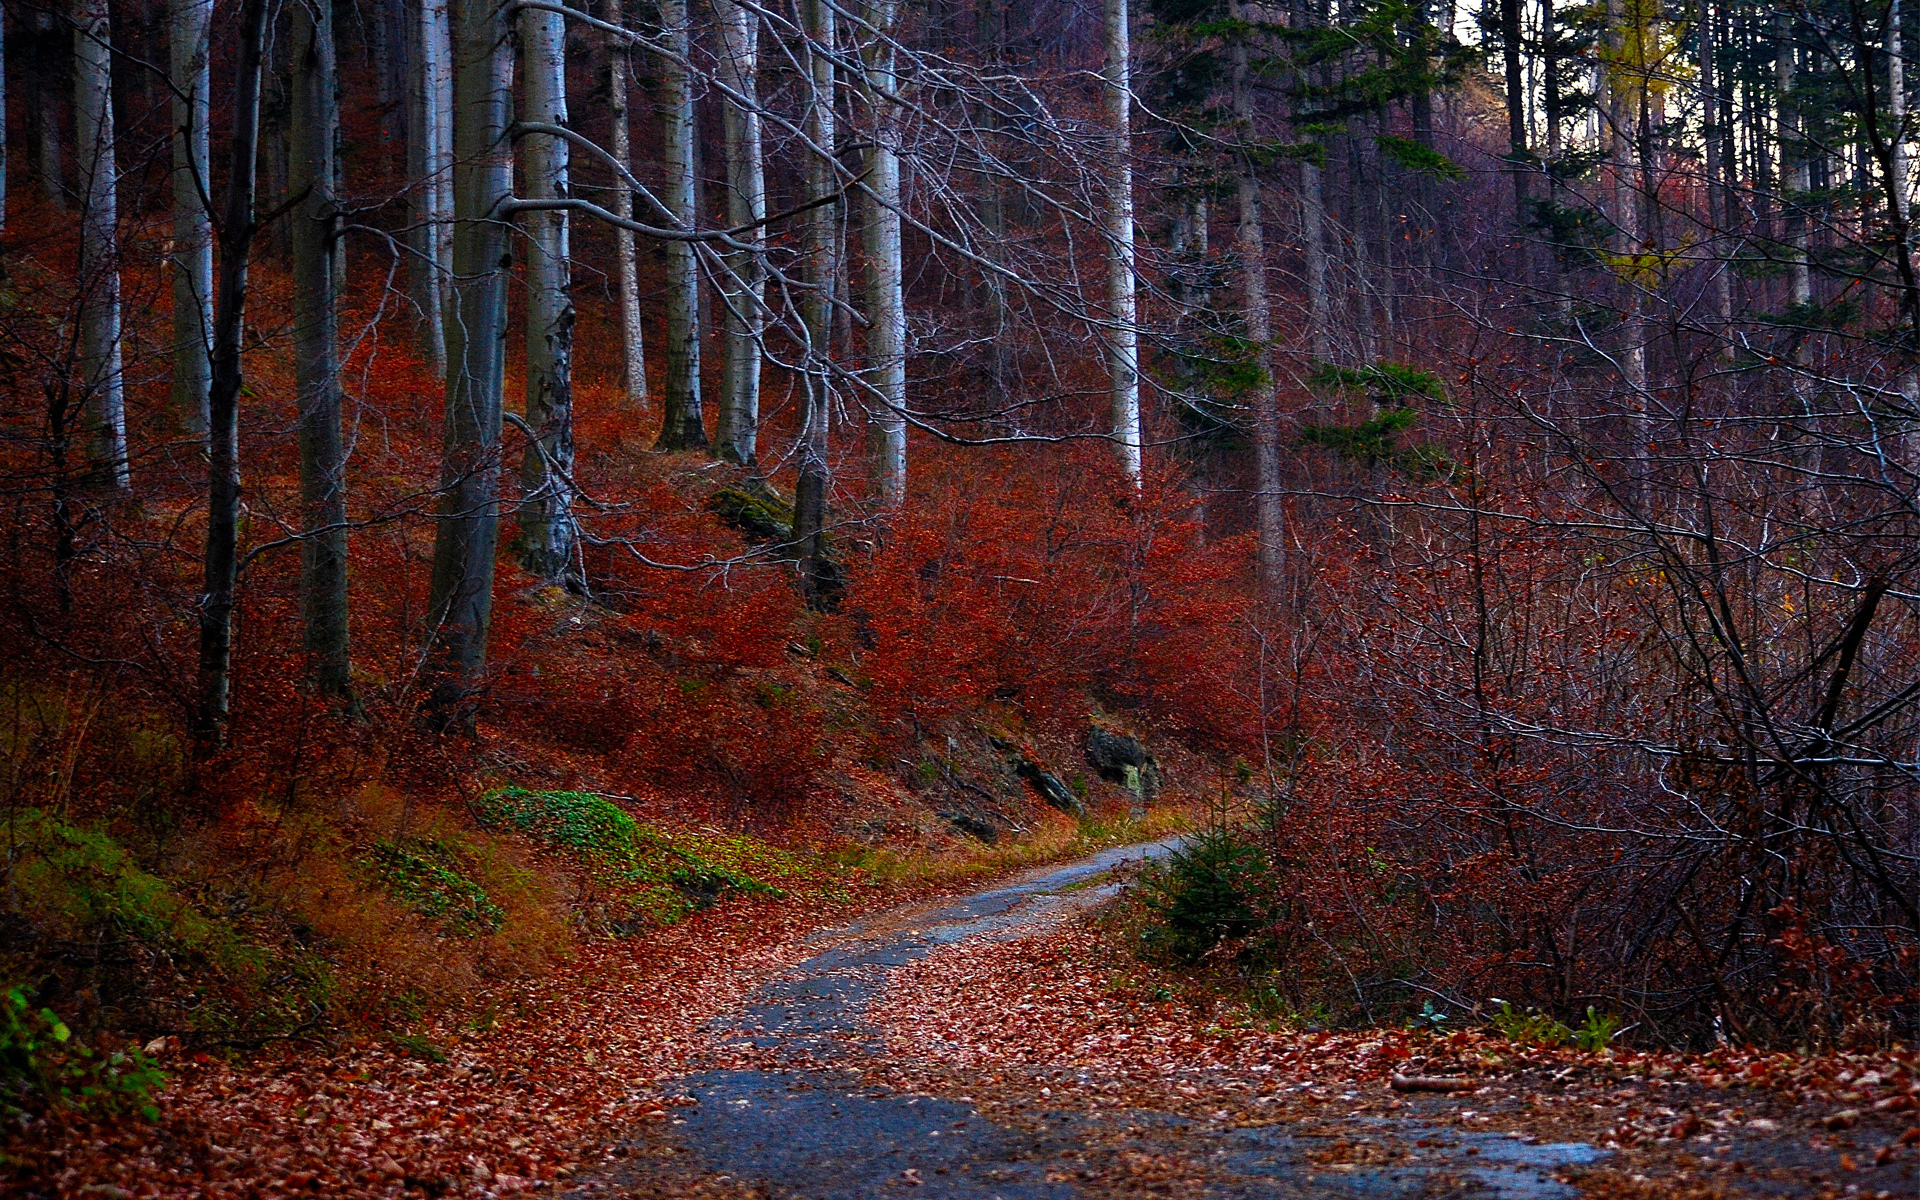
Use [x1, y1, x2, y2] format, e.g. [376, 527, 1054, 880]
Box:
[1, 0, 1918, 1189]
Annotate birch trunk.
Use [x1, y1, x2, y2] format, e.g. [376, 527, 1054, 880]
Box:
[793, 0, 839, 605]
[714, 0, 765, 463]
[862, 0, 907, 503]
[518, 0, 579, 584]
[74, 0, 128, 489]
[426, 0, 514, 707]
[290, 0, 351, 698]
[1102, 0, 1141, 488]
[410, 0, 453, 374]
[607, 0, 648, 411]
[171, 0, 214, 439]
[194, 0, 269, 751]
[653, 0, 707, 450]
[1231, 0, 1284, 599]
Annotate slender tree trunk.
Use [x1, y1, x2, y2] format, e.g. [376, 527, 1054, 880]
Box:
[1102, 0, 1141, 488]
[861, 0, 908, 502]
[171, 0, 214, 439]
[1779, 15, 1811, 309]
[425, 0, 514, 711]
[1231, 0, 1283, 599]
[1501, 0, 1529, 226]
[715, 0, 764, 461]
[194, 0, 269, 752]
[1698, 0, 1732, 337]
[793, 0, 839, 605]
[1301, 159, 1332, 361]
[409, 0, 452, 375]
[36, 10, 67, 211]
[653, 0, 707, 450]
[74, 0, 128, 490]
[291, 0, 351, 699]
[518, 0, 579, 584]
[607, 0, 649, 411]
[1, 9, 9, 230]
[974, 0, 1013, 393]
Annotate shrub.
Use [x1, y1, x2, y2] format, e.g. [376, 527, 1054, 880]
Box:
[366, 840, 505, 936]
[1135, 828, 1268, 966]
[1, 988, 167, 1120]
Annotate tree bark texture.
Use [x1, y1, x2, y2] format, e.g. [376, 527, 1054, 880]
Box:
[607, 0, 649, 412]
[714, 0, 765, 464]
[793, 0, 838, 606]
[195, 0, 269, 751]
[1102, 0, 1141, 488]
[862, 0, 908, 503]
[171, 0, 215, 439]
[291, 0, 352, 699]
[653, 0, 707, 450]
[74, 0, 129, 490]
[426, 0, 514, 708]
[518, 0, 580, 584]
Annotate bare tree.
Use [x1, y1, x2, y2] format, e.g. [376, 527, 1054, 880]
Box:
[410, 0, 456, 374]
[606, 0, 649, 411]
[291, 0, 351, 699]
[195, 0, 271, 750]
[861, 0, 907, 502]
[171, 0, 215, 439]
[793, 0, 838, 603]
[714, 0, 765, 464]
[426, 0, 515, 708]
[518, 0, 581, 583]
[1102, 0, 1140, 487]
[653, 0, 707, 450]
[73, 0, 128, 489]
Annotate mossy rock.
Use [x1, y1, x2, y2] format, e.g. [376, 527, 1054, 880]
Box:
[708, 486, 793, 542]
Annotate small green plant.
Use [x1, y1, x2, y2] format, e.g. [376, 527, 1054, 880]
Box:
[1571, 1006, 1624, 1052]
[388, 1032, 448, 1063]
[2, 988, 168, 1119]
[1136, 828, 1267, 966]
[367, 840, 504, 936]
[1491, 1000, 1572, 1048]
[1414, 999, 1449, 1030]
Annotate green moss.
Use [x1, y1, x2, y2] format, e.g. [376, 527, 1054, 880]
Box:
[474, 789, 788, 931]
[365, 840, 504, 936]
[708, 486, 794, 542]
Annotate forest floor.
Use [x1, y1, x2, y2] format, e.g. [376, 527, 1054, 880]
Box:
[6, 842, 1917, 1200]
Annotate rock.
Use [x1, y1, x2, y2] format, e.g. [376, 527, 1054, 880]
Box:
[938, 809, 999, 843]
[708, 485, 793, 542]
[1015, 760, 1084, 818]
[1086, 725, 1161, 799]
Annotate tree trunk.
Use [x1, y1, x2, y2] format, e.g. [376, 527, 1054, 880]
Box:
[409, 0, 453, 374]
[425, 0, 514, 713]
[1500, 0, 1528, 225]
[1231, 0, 1283, 599]
[607, 0, 648, 412]
[793, 0, 838, 606]
[74, 0, 128, 490]
[194, 0, 269, 752]
[862, 0, 908, 503]
[35, 10, 67, 211]
[1, 9, 9, 229]
[1697, 0, 1732, 337]
[1301, 159, 1332, 362]
[1102, 0, 1140, 488]
[171, 0, 214, 439]
[1779, 15, 1810, 309]
[714, 0, 764, 463]
[518, 0, 579, 584]
[290, 0, 352, 699]
[653, 0, 707, 450]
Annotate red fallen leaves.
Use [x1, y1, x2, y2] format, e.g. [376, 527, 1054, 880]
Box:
[868, 918, 1919, 1133]
[0, 892, 885, 1198]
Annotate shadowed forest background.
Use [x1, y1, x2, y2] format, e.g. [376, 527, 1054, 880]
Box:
[1, 0, 1918, 1130]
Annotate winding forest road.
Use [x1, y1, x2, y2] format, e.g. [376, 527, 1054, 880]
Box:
[572, 844, 1613, 1200]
